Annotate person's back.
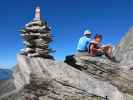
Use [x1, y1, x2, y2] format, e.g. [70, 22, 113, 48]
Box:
[77, 30, 92, 52]
[77, 36, 91, 51]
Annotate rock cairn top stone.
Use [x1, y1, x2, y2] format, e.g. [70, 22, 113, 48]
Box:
[20, 7, 53, 59]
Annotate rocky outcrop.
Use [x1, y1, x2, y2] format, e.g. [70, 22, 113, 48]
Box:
[114, 27, 133, 69]
[0, 54, 133, 100]
[0, 80, 16, 96]
[73, 54, 133, 95]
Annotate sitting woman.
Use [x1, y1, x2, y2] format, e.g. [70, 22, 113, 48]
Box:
[89, 34, 113, 59]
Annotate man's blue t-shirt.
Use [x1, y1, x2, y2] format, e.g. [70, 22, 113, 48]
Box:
[77, 36, 91, 51]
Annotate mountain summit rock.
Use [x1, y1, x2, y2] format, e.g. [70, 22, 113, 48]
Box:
[114, 27, 133, 69]
[1, 53, 133, 100]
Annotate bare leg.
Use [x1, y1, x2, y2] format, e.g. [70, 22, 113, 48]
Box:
[108, 46, 113, 58]
[103, 46, 113, 59]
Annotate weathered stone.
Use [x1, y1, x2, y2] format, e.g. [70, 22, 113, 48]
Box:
[20, 10, 53, 59]
[73, 55, 133, 95]
[0, 54, 132, 100]
[114, 27, 133, 68]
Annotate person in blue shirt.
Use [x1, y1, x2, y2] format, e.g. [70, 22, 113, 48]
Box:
[77, 30, 92, 52]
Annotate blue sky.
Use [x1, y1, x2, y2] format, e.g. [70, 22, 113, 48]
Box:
[0, 0, 133, 68]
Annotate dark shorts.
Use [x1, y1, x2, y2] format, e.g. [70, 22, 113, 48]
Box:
[78, 50, 88, 52]
[95, 52, 104, 56]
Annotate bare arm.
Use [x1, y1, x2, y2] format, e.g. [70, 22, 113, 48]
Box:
[90, 44, 102, 51]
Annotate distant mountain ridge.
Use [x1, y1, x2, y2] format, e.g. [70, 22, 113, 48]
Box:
[0, 69, 12, 80]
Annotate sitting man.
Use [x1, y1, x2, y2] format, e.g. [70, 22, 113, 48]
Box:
[89, 34, 114, 60]
[77, 30, 92, 53]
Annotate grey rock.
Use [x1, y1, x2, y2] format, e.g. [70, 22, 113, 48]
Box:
[20, 19, 53, 59]
[114, 27, 133, 69]
[0, 80, 16, 96]
[72, 55, 133, 95]
[1, 54, 133, 100]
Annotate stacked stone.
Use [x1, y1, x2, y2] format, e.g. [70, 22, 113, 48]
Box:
[20, 7, 53, 59]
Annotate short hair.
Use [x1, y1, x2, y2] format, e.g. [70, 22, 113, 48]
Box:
[94, 34, 102, 39]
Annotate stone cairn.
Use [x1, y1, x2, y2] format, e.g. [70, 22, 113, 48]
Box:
[20, 7, 53, 59]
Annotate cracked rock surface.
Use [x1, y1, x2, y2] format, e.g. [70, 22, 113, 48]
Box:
[0, 54, 133, 100]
